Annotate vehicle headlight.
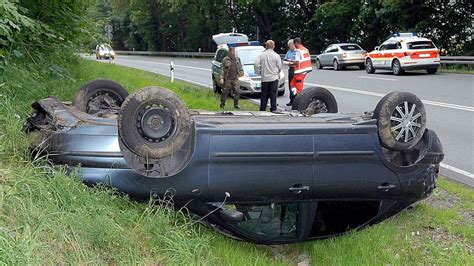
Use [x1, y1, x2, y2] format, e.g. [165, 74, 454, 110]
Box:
[110, 51, 115, 55]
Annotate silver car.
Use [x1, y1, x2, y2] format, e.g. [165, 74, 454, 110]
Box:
[211, 33, 285, 96]
[316, 43, 366, 71]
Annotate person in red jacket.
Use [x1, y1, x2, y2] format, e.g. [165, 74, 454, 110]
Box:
[290, 37, 312, 99]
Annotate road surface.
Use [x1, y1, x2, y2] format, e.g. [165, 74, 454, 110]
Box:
[89, 55, 474, 186]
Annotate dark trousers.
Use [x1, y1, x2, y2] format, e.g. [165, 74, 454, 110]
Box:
[260, 79, 278, 112]
[288, 67, 295, 103]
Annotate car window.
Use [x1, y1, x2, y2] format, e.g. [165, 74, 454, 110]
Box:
[407, 41, 435, 50]
[379, 45, 387, 51]
[324, 46, 333, 53]
[236, 47, 265, 65]
[384, 42, 399, 50]
[215, 49, 226, 62]
[224, 203, 298, 239]
[309, 201, 380, 238]
[339, 44, 362, 51]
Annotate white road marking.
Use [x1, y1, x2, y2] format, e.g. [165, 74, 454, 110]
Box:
[440, 163, 474, 180]
[358, 76, 397, 81]
[118, 58, 211, 72]
[306, 82, 474, 112]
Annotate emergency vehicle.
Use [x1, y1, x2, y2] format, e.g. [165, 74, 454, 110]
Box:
[365, 33, 440, 75]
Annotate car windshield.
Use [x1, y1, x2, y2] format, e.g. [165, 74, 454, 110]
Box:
[102, 44, 112, 51]
[407, 41, 435, 50]
[339, 44, 362, 51]
[237, 47, 265, 65]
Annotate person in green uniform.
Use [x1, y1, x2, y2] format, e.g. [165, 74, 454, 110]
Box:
[219, 47, 244, 109]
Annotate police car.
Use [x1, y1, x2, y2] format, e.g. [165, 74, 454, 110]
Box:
[211, 33, 285, 96]
[365, 33, 440, 75]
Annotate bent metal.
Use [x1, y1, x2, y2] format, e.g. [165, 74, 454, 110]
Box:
[25, 79, 444, 244]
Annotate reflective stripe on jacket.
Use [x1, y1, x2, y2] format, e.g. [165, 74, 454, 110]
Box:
[294, 47, 312, 74]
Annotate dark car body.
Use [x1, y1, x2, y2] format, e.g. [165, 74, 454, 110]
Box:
[25, 97, 443, 244]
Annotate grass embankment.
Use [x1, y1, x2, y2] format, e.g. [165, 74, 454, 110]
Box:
[0, 58, 473, 264]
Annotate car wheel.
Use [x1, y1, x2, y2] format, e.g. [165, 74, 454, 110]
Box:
[392, 59, 404, 75]
[118, 86, 194, 160]
[366, 59, 375, 74]
[426, 68, 438, 74]
[73, 79, 129, 115]
[333, 60, 340, 71]
[373, 91, 426, 151]
[359, 64, 365, 70]
[316, 59, 323, 69]
[213, 78, 222, 94]
[292, 86, 338, 115]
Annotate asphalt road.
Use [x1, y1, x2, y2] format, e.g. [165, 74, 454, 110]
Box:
[90, 55, 474, 186]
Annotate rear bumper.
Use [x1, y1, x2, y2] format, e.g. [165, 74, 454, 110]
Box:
[401, 63, 439, 70]
[339, 59, 365, 66]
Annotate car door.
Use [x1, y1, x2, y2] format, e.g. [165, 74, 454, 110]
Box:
[319, 46, 331, 66]
[208, 134, 314, 202]
[372, 44, 387, 67]
[212, 49, 226, 82]
[312, 133, 401, 200]
[379, 42, 397, 68]
[322, 46, 336, 65]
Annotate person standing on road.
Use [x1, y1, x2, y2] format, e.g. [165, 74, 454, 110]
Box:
[255, 40, 282, 112]
[219, 47, 244, 109]
[283, 39, 298, 106]
[290, 37, 312, 100]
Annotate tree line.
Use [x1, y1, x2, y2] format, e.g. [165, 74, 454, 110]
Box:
[96, 0, 472, 55]
[1, 0, 472, 71]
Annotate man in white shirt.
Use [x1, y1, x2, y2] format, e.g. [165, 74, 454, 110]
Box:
[255, 40, 282, 112]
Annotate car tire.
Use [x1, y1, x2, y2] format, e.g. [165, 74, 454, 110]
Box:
[118, 86, 194, 159]
[333, 60, 340, 71]
[426, 68, 438, 74]
[366, 58, 375, 74]
[213, 78, 222, 94]
[392, 59, 404, 75]
[73, 79, 129, 115]
[373, 91, 426, 151]
[359, 64, 365, 70]
[316, 59, 323, 69]
[292, 86, 338, 115]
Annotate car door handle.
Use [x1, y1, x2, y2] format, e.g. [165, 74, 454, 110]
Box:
[289, 185, 310, 194]
[377, 183, 397, 191]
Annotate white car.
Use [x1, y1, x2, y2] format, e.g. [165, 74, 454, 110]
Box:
[365, 33, 440, 75]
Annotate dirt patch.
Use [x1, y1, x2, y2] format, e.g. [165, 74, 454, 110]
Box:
[423, 188, 461, 209]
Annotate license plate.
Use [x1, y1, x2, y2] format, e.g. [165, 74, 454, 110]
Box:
[419, 54, 430, 58]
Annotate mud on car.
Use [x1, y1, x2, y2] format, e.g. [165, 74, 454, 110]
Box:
[25, 79, 444, 244]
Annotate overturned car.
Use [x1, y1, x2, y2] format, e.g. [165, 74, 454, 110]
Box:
[25, 79, 444, 244]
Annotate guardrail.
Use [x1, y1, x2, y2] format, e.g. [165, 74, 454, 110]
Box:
[114, 51, 474, 65]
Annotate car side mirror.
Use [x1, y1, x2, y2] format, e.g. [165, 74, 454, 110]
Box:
[320, 50, 324, 54]
[219, 209, 244, 222]
[374, 46, 380, 51]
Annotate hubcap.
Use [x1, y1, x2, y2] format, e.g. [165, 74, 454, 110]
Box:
[136, 105, 175, 142]
[390, 101, 422, 143]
